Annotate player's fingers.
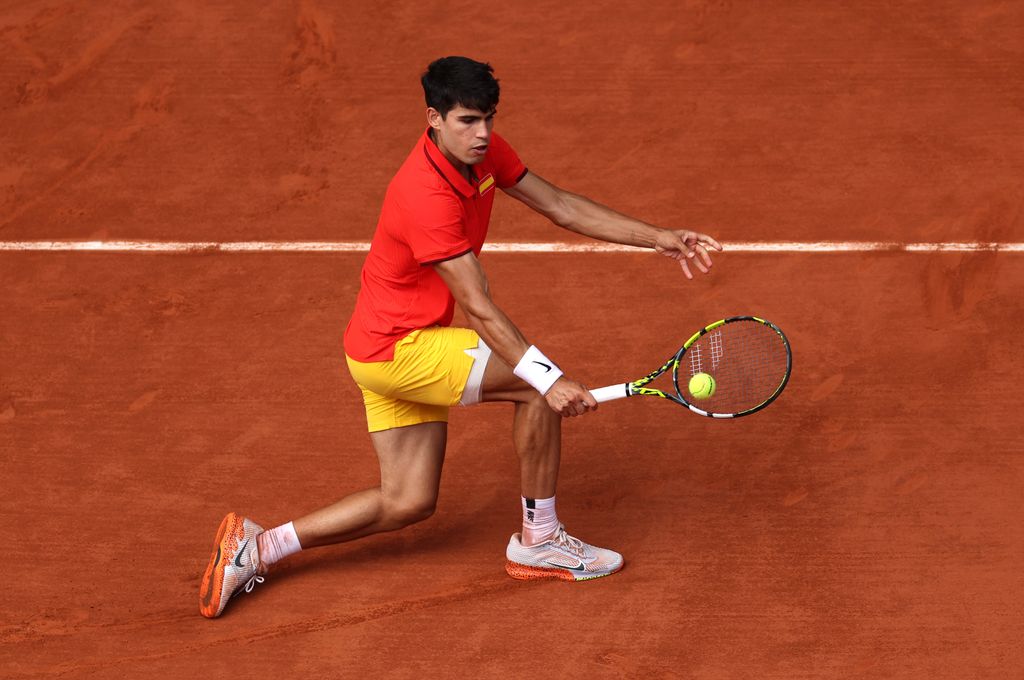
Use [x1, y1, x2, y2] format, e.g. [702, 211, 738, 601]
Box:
[582, 389, 598, 409]
[690, 248, 709, 273]
[684, 238, 712, 266]
[679, 258, 694, 279]
[695, 242, 714, 268]
[547, 398, 566, 416]
[560, 397, 581, 417]
[697, 232, 724, 251]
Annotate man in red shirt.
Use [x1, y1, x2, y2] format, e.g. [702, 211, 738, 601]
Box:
[200, 56, 721, 618]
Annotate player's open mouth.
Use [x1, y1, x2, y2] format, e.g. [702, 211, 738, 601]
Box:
[470, 145, 488, 156]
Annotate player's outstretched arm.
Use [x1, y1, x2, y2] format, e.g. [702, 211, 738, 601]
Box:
[503, 171, 723, 279]
[433, 251, 596, 416]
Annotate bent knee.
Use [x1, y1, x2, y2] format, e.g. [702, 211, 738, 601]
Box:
[383, 496, 437, 527]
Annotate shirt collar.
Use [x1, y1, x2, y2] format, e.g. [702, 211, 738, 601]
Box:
[422, 128, 476, 198]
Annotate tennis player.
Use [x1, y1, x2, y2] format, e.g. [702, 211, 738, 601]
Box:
[200, 56, 722, 618]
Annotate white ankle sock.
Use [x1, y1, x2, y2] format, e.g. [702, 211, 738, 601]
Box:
[521, 496, 559, 546]
[256, 521, 302, 569]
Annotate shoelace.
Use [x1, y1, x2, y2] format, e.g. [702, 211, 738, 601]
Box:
[244, 572, 264, 593]
[552, 527, 589, 559]
[243, 546, 265, 593]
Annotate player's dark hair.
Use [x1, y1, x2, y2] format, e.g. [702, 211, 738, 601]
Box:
[421, 56, 500, 118]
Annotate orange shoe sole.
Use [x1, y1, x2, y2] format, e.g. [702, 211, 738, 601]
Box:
[505, 560, 580, 581]
[505, 559, 624, 582]
[199, 513, 241, 618]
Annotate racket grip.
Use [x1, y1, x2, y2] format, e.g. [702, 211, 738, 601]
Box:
[590, 384, 631, 403]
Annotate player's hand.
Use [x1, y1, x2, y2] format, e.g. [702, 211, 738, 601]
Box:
[545, 377, 598, 417]
[653, 229, 724, 279]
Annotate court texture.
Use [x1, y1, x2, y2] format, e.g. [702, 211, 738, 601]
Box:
[1, 2, 1021, 678]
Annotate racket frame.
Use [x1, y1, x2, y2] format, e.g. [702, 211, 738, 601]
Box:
[595, 316, 792, 418]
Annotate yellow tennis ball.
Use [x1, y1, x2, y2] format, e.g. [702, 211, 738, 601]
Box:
[688, 372, 716, 400]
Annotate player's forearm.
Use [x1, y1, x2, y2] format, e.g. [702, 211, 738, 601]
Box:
[433, 251, 543, 370]
[463, 296, 568, 397]
[460, 295, 531, 368]
[558, 192, 665, 248]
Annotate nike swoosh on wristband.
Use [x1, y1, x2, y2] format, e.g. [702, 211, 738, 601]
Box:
[234, 539, 249, 568]
[532, 360, 552, 372]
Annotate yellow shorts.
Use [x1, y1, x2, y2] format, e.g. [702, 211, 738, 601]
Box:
[346, 327, 490, 433]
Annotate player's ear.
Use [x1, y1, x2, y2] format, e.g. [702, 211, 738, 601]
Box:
[426, 107, 443, 131]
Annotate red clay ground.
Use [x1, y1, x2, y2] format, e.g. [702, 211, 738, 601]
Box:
[2, 1, 1023, 678]
[1, 252, 1022, 678]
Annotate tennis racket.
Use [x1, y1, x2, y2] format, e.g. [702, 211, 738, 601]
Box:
[589, 316, 792, 418]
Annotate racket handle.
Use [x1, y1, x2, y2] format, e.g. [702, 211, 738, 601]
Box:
[590, 384, 631, 403]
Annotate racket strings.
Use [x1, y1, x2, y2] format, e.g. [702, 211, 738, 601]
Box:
[677, 320, 789, 414]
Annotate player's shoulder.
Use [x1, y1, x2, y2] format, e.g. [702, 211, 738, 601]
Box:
[488, 130, 516, 155]
[481, 131, 527, 188]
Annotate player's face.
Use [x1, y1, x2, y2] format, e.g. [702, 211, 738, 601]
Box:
[427, 105, 496, 170]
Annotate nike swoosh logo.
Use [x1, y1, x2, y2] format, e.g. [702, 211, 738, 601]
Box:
[532, 360, 552, 373]
[545, 559, 586, 572]
[234, 539, 249, 568]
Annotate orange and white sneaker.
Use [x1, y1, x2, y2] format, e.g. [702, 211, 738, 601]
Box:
[199, 512, 265, 618]
[505, 525, 624, 581]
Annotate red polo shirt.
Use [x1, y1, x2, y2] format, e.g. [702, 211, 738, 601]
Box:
[344, 129, 527, 361]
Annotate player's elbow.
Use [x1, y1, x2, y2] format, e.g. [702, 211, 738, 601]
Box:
[547, 196, 575, 229]
[530, 185, 574, 229]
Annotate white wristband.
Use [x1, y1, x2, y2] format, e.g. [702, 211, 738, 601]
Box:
[514, 345, 564, 395]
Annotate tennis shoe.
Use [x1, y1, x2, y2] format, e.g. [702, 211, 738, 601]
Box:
[199, 512, 265, 618]
[505, 524, 623, 581]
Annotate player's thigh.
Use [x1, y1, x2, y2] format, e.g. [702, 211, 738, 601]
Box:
[355, 382, 451, 433]
[370, 421, 448, 505]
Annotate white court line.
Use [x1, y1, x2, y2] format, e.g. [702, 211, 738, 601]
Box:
[0, 240, 1021, 253]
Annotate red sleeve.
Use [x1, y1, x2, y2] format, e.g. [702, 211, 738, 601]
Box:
[399, 188, 472, 265]
[488, 132, 528, 188]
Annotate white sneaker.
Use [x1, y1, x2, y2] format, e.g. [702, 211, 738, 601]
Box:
[505, 524, 624, 581]
[199, 512, 265, 618]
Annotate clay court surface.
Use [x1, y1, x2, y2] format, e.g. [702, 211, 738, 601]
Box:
[2, 2, 1023, 678]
